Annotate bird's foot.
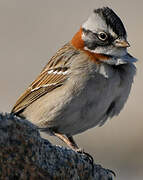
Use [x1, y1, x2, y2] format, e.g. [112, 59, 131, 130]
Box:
[75, 148, 95, 175]
[76, 148, 94, 164]
[76, 149, 116, 178]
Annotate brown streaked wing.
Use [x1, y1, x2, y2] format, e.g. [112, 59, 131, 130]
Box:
[11, 62, 69, 114]
[11, 83, 64, 114]
[11, 43, 77, 114]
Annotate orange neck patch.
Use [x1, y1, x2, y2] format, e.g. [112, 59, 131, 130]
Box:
[71, 28, 109, 63]
[71, 28, 84, 49]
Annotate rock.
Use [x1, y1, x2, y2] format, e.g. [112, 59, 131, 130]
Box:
[0, 113, 114, 180]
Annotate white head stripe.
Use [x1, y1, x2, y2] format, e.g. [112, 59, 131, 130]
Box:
[82, 13, 107, 33]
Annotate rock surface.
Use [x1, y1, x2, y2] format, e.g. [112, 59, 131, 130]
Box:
[0, 113, 114, 180]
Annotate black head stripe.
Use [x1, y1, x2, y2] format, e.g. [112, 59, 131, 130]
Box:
[94, 7, 126, 37]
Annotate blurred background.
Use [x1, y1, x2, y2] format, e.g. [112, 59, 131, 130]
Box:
[0, 0, 142, 179]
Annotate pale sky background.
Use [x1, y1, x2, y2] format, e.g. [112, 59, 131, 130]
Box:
[0, 0, 143, 179]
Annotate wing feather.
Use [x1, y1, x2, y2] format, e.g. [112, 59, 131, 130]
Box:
[12, 69, 68, 114]
[11, 43, 78, 114]
[11, 72, 67, 114]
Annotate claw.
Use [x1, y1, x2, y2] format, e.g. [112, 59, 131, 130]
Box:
[107, 168, 116, 177]
[76, 149, 95, 176]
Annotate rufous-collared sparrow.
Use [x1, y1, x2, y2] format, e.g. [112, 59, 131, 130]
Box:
[11, 7, 137, 151]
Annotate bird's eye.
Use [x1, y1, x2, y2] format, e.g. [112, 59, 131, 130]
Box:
[98, 32, 108, 41]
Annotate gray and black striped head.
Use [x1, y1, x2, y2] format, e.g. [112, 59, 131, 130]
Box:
[82, 7, 130, 57]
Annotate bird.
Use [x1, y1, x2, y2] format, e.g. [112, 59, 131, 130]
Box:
[11, 7, 137, 152]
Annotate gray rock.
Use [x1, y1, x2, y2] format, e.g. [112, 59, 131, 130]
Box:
[0, 113, 114, 180]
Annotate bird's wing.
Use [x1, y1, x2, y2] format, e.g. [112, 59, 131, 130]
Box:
[11, 43, 77, 114]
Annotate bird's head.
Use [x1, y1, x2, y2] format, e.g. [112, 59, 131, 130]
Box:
[71, 7, 137, 65]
